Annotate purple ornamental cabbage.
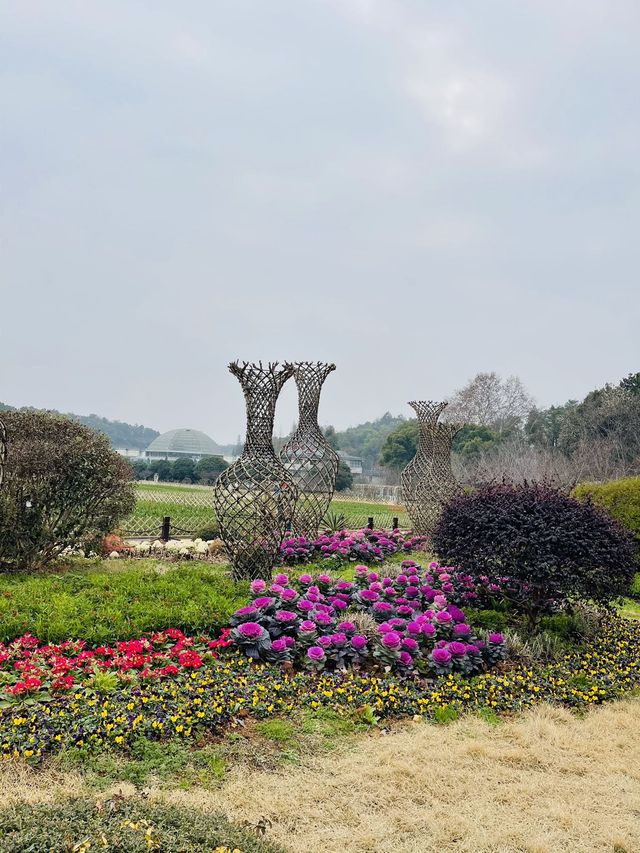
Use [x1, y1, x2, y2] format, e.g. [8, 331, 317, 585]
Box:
[432, 647, 452, 666]
[381, 632, 402, 650]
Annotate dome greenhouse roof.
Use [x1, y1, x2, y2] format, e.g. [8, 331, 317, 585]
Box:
[145, 428, 220, 458]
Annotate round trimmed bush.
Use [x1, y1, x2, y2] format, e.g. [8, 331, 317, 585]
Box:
[432, 482, 637, 620]
[0, 410, 135, 570]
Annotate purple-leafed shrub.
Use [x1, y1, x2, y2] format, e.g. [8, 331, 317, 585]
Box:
[433, 482, 638, 621]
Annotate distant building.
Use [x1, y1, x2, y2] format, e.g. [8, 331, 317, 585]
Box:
[338, 451, 363, 475]
[144, 428, 223, 462]
[115, 447, 145, 459]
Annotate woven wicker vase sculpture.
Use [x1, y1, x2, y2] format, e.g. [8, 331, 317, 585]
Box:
[401, 401, 461, 535]
[0, 417, 6, 491]
[401, 401, 446, 535]
[426, 419, 463, 531]
[280, 362, 339, 538]
[214, 362, 298, 581]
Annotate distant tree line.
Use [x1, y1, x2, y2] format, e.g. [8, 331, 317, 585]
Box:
[0, 402, 159, 450]
[130, 455, 229, 485]
[329, 413, 407, 469]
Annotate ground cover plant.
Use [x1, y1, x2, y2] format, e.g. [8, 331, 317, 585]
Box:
[0, 794, 283, 853]
[112, 528, 427, 566]
[0, 544, 639, 764]
[0, 528, 639, 766]
[0, 628, 232, 707]
[0, 560, 247, 644]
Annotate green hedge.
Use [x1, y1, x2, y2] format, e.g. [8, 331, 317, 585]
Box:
[0, 560, 248, 644]
[573, 477, 640, 548]
[0, 795, 283, 853]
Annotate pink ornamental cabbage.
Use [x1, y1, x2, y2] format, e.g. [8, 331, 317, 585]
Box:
[381, 632, 402, 651]
[307, 646, 326, 662]
[436, 610, 453, 624]
[237, 622, 264, 640]
[398, 651, 413, 667]
[432, 647, 452, 665]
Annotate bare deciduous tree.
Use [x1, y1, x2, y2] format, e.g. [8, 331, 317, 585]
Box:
[445, 372, 535, 434]
[453, 434, 638, 490]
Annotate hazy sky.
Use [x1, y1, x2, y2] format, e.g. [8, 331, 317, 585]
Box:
[1, 0, 639, 443]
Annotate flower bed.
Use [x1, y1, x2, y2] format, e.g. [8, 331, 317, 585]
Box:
[229, 562, 506, 676]
[1, 616, 639, 762]
[279, 529, 428, 565]
[0, 630, 232, 707]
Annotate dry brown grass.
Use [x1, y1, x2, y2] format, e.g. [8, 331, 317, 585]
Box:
[0, 760, 87, 805]
[2, 699, 639, 852]
[167, 699, 640, 853]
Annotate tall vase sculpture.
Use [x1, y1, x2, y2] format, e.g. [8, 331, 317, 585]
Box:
[427, 419, 463, 530]
[280, 362, 339, 538]
[0, 417, 6, 491]
[400, 401, 461, 535]
[214, 361, 298, 581]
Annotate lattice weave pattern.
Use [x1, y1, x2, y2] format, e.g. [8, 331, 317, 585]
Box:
[0, 417, 6, 491]
[280, 362, 338, 538]
[401, 401, 461, 535]
[213, 362, 297, 580]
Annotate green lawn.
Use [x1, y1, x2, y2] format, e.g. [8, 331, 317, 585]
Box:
[620, 598, 640, 619]
[0, 559, 247, 644]
[125, 482, 408, 536]
[136, 482, 212, 494]
[126, 498, 217, 536]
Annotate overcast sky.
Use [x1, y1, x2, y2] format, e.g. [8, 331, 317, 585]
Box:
[1, 0, 639, 443]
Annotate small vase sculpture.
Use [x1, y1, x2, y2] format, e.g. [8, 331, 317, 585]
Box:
[214, 362, 297, 580]
[401, 401, 461, 535]
[280, 362, 339, 538]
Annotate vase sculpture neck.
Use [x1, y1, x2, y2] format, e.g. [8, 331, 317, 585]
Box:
[408, 400, 447, 455]
[294, 362, 336, 435]
[229, 361, 293, 455]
